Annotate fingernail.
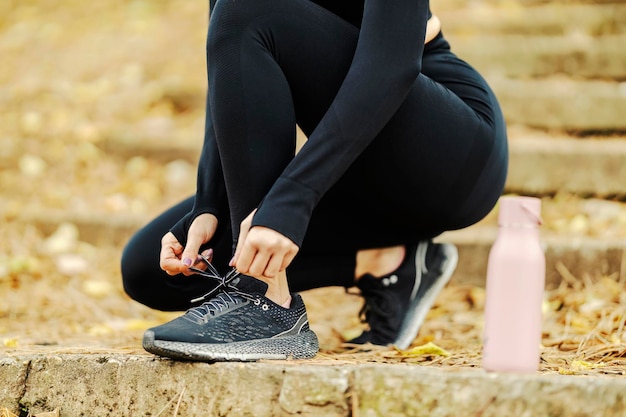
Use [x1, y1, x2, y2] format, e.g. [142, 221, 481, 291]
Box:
[182, 258, 192, 267]
[228, 256, 235, 266]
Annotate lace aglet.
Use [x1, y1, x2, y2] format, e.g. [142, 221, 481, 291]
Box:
[190, 295, 205, 303]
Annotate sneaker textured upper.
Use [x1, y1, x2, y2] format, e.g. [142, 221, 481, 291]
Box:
[354, 245, 422, 345]
[149, 294, 311, 344]
[143, 272, 319, 361]
[351, 241, 458, 348]
[149, 276, 310, 344]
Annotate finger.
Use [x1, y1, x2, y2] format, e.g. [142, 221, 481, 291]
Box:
[261, 254, 283, 279]
[234, 240, 256, 274]
[279, 248, 298, 272]
[247, 249, 272, 278]
[181, 235, 205, 276]
[160, 244, 184, 276]
[201, 248, 213, 262]
[191, 248, 214, 272]
[161, 232, 184, 254]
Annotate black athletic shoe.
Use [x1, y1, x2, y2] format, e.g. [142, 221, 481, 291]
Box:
[143, 273, 319, 362]
[349, 241, 458, 349]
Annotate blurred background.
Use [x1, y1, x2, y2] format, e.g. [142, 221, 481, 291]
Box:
[0, 0, 210, 349]
[1, 0, 625, 372]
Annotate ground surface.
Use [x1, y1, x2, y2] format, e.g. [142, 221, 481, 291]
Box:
[2, 4, 626, 409]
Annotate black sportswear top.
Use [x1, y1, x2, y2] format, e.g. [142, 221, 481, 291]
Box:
[172, 0, 433, 248]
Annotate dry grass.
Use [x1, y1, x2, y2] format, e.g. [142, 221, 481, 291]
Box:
[305, 271, 626, 377]
[1, 218, 625, 378]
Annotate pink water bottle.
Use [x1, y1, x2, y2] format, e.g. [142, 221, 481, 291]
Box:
[482, 196, 545, 373]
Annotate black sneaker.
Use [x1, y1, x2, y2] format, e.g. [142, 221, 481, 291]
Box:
[349, 240, 458, 349]
[143, 273, 319, 362]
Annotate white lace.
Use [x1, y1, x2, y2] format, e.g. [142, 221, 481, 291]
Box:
[188, 264, 242, 303]
[187, 290, 257, 320]
[185, 262, 259, 319]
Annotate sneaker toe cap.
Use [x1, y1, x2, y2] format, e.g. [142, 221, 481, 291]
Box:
[147, 316, 208, 343]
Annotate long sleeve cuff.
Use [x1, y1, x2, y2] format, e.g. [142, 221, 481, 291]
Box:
[251, 176, 320, 247]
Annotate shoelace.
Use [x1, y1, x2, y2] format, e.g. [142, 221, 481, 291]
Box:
[186, 256, 257, 319]
[357, 287, 395, 320]
[186, 290, 257, 320]
[356, 241, 430, 323]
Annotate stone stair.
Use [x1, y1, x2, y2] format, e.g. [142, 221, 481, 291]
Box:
[22, 127, 626, 289]
[2, 2, 626, 416]
[2, 355, 626, 417]
[5, 0, 626, 290]
[436, 0, 626, 286]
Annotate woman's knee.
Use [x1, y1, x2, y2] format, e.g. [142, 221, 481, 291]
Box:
[119, 239, 151, 305]
[120, 251, 175, 311]
[207, 0, 292, 55]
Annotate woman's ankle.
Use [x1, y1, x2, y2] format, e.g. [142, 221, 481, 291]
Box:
[355, 245, 406, 281]
[256, 271, 292, 307]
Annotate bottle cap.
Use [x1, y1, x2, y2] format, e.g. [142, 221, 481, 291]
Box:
[498, 196, 542, 227]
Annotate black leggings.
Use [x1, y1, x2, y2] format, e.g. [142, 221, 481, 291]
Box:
[121, 0, 508, 311]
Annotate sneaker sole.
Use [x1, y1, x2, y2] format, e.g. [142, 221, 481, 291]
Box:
[393, 243, 458, 350]
[143, 330, 319, 362]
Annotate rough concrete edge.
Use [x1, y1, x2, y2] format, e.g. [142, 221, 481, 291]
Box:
[4, 355, 626, 417]
[0, 356, 31, 413]
[353, 364, 626, 417]
[12, 354, 353, 417]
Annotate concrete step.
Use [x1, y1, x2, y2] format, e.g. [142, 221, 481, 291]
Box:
[101, 130, 626, 196]
[13, 207, 626, 290]
[2, 354, 626, 417]
[94, 77, 626, 135]
[490, 77, 626, 131]
[439, 3, 626, 81]
[436, 0, 625, 9]
[438, 3, 626, 37]
[448, 34, 626, 80]
[506, 132, 626, 196]
[437, 226, 626, 289]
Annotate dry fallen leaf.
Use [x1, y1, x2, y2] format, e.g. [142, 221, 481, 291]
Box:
[56, 254, 89, 275]
[3, 338, 19, 348]
[571, 360, 604, 371]
[87, 324, 113, 336]
[43, 223, 80, 254]
[18, 154, 47, 177]
[396, 342, 450, 358]
[340, 328, 364, 343]
[82, 280, 114, 298]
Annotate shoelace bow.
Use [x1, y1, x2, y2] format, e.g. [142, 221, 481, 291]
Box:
[185, 256, 257, 320]
[357, 286, 395, 322]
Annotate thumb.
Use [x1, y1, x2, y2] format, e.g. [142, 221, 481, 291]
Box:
[181, 232, 204, 269]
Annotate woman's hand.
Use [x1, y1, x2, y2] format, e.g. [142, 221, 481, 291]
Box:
[232, 210, 299, 279]
[159, 213, 218, 276]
